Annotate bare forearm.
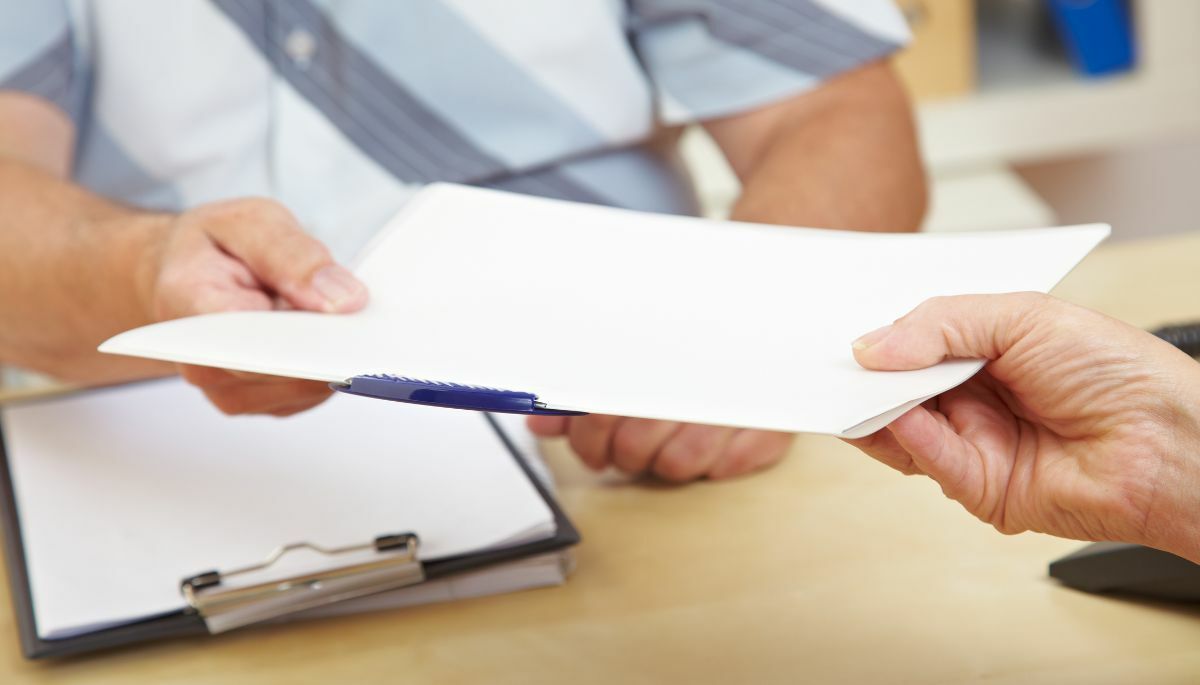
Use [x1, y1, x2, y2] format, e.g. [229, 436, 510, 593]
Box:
[712, 63, 927, 232]
[731, 113, 925, 231]
[0, 96, 365, 417]
[0, 159, 168, 382]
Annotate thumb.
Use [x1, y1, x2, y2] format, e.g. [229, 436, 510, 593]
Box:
[200, 198, 368, 314]
[851, 293, 1051, 371]
[527, 414, 569, 437]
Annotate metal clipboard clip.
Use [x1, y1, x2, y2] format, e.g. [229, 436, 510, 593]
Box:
[180, 532, 424, 634]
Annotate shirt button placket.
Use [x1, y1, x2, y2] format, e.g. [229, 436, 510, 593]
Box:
[285, 27, 317, 68]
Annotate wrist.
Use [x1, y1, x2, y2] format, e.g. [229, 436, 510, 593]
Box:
[1143, 361, 1200, 563]
[99, 211, 174, 327]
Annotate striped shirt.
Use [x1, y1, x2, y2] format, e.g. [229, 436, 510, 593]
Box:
[0, 0, 908, 261]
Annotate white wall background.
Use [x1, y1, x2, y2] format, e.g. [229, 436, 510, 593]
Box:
[1017, 135, 1200, 242]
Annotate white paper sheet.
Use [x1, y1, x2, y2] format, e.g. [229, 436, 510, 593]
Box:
[2, 380, 556, 639]
[101, 184, 1109, 438]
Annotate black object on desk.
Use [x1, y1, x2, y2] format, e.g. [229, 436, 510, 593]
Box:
[1152, 322, 1200, 358]
[1050, 543, 1200, 602]
[1049, 321, 1200, 601]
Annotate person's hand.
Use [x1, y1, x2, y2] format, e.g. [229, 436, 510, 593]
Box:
[141, 198, 368, 416]
[846, 293, 1200, 562]
[527, 414, 793, 482]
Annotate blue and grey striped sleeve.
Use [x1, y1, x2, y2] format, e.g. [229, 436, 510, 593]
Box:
[628, 0, 910, 124]
[0, 1, 85, 122]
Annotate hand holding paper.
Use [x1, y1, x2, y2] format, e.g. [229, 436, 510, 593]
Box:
[147, 198, 368, 416]
[101, 184, 1109, 439]
[526, 414, 795, 482]
[845, 293, 1200, 563]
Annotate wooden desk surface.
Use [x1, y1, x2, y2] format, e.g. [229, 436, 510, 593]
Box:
[4, 232, 1200, 684]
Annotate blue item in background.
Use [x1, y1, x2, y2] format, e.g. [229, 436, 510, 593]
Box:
[1046, 0, 1136, 77]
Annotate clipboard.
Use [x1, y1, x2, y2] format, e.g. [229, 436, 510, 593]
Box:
[0, 391, 579, 659]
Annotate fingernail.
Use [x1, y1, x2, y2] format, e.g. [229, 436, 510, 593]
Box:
[852, 324, 894, 351]
[311, 265, 365, 312]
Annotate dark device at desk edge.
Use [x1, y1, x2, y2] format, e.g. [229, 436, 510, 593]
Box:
[1049, 322, 1200, 602]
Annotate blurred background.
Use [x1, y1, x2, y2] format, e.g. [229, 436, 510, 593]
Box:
[683, 0, 1200, 239]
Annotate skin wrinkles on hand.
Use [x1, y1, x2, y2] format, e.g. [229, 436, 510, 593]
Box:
[847, 293, 1200, 563]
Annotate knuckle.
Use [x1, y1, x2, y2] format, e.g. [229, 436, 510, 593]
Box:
[899, 296, 946, 327]
[288, 234, 331, 264]
[938, 481, 958, 501]
[655, 444, 700, 482]
[654, 461, 691, 483]
[155, 260, 191, 290]
[661, 439, 701, 467]
[726, 432, 788, 470]
[673, 429, 713, 456]
[991, 521, 1022, 537]
[584, 414, 621, 431]
[567, 432, 597, 463]
[528, 415, 567, 437]
[229, 196, 294, 225]
[1003, 292, 1052, 326]
[179, 365, 223, 387]
[269, 399, 323, 418]
[721, 443, 756, 473]
[613, 454, 650, 476]
[206, 391, 244, 416]
[918, 295, 951, 315]
[152, 268, 199, 319]
[195, 198, 310, 245]
[611, 425, 649, 460]
[544, 416, 572, 436]
[190, 288, 241, 317]
[1013, 291, 1049, 308]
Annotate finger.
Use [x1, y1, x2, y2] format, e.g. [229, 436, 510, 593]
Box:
[709, 430, 793, 479]
[843, 429, 924, 476]
[178, 365, 313, 390]
[652, 424, 735, 483]
[937, 378, 1019, 454]
[178, 364, 242, 389]
[851, 293, 1056, 371]
[198, 199, 368, 313]
[157, 259, 274, 319]
[527, 415, 569, 437]
[566, 414, 622, 471]
[224, 369, 293, 382]
[203, 384, 332, 416]
[193, 283, 275, 315]
[610, 419, 682, 476]
[201, 380, 333, 416]
[886, 406, 984, 506]
[267, 393, 334, 417]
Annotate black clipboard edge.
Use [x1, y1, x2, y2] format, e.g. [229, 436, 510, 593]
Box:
[425, 414, 580, 579]
[0, 384, 579, 659]
[1, 404, 201, 660]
